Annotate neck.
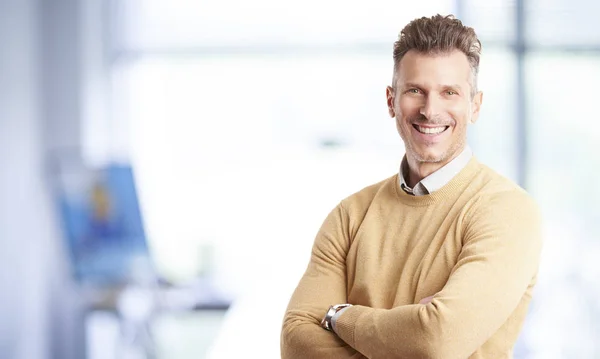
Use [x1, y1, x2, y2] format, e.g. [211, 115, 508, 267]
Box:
[405, 147, 464, 188]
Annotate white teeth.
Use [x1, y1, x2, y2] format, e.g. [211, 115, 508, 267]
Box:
[416, 125, 447, 134]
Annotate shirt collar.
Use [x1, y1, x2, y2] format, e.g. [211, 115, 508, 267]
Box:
[399, 146, 473, 196]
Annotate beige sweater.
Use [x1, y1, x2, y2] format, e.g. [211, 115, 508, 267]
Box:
[281, 157, 542, 359]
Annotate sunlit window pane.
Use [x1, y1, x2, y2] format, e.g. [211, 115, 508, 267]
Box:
[526, 54, 600, 218]
[522, 53, 600, 358]
[461, 0, 516, 44]
[525, 0, 600, 47]
[469, 48, 518, 181]
[111, 0, 454, 50]
[112, 54, 408, 293]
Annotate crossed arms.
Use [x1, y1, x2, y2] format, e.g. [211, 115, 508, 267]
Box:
[281, 193, 542, 359]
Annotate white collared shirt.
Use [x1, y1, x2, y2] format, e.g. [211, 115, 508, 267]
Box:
[399, 146, 473, 196]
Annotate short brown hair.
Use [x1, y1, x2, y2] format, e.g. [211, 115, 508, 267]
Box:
[392, 14, 482, 96]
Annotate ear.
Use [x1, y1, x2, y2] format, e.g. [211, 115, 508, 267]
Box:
[469, 91, 483, 124]
[386, 86, 395, 117]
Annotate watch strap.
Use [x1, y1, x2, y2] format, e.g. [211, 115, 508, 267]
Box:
[320, 304, 352, 331]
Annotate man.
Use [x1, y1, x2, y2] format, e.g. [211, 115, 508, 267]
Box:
[281, 14, 542, 359]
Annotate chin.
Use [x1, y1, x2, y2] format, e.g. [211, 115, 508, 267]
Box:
[417, 154, 446, 163]
[411, 148, 448, 163]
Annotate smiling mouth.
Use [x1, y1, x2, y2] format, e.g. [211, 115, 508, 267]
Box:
[413, 124, 449, 135]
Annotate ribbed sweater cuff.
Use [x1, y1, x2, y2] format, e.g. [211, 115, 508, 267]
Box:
[335, 305, 369, 349]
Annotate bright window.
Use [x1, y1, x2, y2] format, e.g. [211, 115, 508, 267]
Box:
[99, 1, 600, 357]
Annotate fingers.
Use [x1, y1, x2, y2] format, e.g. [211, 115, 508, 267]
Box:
[419, 295, 434, 304]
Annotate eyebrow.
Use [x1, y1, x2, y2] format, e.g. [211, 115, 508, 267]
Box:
[400, 83, 465, 91]
[401, 82, 424, 90]
[441, 84, 465, 90]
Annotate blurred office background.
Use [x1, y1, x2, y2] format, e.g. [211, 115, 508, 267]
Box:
[1, 0, 599, 358]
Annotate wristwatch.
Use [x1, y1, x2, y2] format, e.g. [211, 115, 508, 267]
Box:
[320, 304, 352, 331]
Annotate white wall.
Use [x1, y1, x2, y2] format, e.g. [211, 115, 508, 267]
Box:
[0, 0, 54, 358]
[0, 0, 90, 358]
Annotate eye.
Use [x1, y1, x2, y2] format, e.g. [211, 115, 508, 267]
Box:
[407, 88, 421, 94]
[445, 90, 458, 95]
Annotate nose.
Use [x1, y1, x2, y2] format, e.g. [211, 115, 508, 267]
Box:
[419, 94, 442, 121]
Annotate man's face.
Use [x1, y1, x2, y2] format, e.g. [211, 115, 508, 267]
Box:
[387, 50, 482, 165]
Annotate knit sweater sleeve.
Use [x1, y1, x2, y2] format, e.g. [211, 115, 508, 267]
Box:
[281, 204, 366, 359]
[334, 190, 543, 359]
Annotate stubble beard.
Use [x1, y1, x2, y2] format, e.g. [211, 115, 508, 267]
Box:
[399, 115, 467, 165]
